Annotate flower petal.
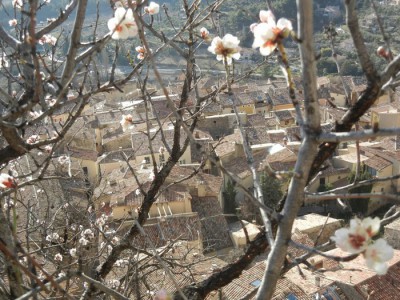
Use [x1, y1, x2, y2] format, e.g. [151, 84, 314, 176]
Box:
[259, 43, 277, 56]
[277, 18, 293, 31]
[259, 10, 275, 25]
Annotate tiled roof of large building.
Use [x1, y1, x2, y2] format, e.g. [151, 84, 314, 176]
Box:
[191, 196, 233, 252]
[130, 213, 202, 248]
[201, 100, 222, 114]
[364, 155, 392, 171]
[207, 261, 310, 300]
[285, 248, 400, 297]
[131, 127, 188, 156]
[274, 110, 295, 121]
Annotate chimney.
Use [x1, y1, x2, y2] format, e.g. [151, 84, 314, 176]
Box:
[315, 276, 321, 287]
[197, 181, 206, 197]
[396, 134, 400, 151]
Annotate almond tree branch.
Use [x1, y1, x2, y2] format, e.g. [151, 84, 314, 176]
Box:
[61, 0, 89, 87]
[35, 0, 79, 39]
[255, 1, 320, 298]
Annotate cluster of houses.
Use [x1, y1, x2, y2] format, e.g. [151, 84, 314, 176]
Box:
[20, 71, 400, 298]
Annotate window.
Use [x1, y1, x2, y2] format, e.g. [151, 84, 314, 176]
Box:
[250, 279, 261, 288]
[320, 178, 326, 185]
[286, 294, 298, 300]
[144, 156, 150, 164]
[179, 159, 186, 165]
[159, 154, 165, 162]
[365, 166, 377, 177]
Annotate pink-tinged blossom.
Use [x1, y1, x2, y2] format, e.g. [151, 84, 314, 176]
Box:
[364, 239, 394, 275]
[120, 114, 133, 131]
[154, 289, 172, 300]
[108, 8, 138, 40]
[0, 174, 17, 189]
[9, 19, 17, 26]
[144, 2, 160, 15]
[136, 46, 151, 60]
[207, 34, 241, 65]
[26, 134, 40, 144]
[44, 145, 52, 153]
[38, 34, 57, 46]
[54, 253, 63, 262]
[331, 217, 380, 254]
[252, 10, 292, 56]
[200, 27, 210, 41]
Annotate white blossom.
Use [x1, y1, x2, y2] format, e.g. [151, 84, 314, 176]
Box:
[70, 248, 77, 257]
[149, 171, 155, 181]
[0, 55, 9, 69]
[110, 279, 120, 289]
[144, 2, 160, 15]
[252, 10, 292, 56]
[207, 34, 241, 65]
[79, 237, 89, 246]
[58, 155, 70, 165]
[12, 0, 23, 8]
[46, 232, 60, 242]
[3, 200, 14, 210]
[108, 8, 138, 40]
[364, 238, 394, 275]
[82, 229, 95, 240]
[115, 259, 129, 267]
